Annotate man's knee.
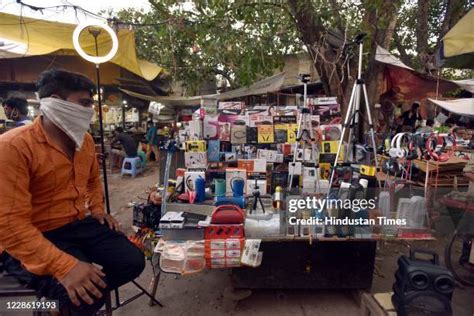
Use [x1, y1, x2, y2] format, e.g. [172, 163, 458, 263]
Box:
[120, 246, 145, 283]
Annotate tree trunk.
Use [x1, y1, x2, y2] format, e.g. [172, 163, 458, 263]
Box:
[416, 0, 430, 56]
[287, 0, 402, 134]
[287, 0, 350, 116]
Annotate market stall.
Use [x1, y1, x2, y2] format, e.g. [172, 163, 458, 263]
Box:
[130, 91, 426, 292]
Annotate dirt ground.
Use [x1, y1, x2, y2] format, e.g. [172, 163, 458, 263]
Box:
[106, 162, 474, 316]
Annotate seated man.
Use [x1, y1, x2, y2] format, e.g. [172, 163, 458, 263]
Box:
[110, 127, 138, 169]
[0, 69, 145, 315]
[2, 95, 32, 127]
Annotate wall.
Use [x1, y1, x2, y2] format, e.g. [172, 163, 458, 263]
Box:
[278, 53, 319, 87]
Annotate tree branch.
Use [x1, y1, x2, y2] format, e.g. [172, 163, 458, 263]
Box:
[327, 0, 345, 34]
[393, 32, 414, 68]
[211, 68, 236, 89]
[416, 0, 430, 55]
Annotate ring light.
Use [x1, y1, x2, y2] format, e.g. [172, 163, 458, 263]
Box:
[72, 23, 119, 64]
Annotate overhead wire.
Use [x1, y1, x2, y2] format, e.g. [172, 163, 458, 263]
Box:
[14, 0, 106, 21]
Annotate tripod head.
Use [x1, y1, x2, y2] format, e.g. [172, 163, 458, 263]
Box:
[353, 33, 367, 45]
[296, 73, 311, 84]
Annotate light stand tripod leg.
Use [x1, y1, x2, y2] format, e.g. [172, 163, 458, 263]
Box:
[328, 82, 357, 188]
[287, 113, 303, 191]
[347, 83, 362, 164]
[361, 84, 382, 188]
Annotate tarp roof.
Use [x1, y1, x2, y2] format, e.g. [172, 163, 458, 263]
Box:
[375, 46, 414, 71]
[436, 8, 474, 69]
[120, 72, 286, 107]
[428, 98, 474, 117]
[0, 12, 164, 81]
[375, 45, 474, 92]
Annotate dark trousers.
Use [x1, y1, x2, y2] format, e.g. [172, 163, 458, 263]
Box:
[3, 217, 145, 315]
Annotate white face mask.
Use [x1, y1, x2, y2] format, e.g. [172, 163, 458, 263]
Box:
[40, 97, 94, 151]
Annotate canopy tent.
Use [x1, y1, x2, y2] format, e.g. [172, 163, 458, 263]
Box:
[436, 8, 474, 69]
[428, 98, 474, 117]
[375, 45, 459, 105]
[375, 46, 414, 71]
[0, 12, 164, 81]
[375, 45, 473, 96]
[120, 72, 286, 107]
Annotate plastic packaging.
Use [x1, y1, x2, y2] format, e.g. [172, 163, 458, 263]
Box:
[396, 196, 426, 228]
[378, 191, 391, 218]
[158, 240, 206, 275]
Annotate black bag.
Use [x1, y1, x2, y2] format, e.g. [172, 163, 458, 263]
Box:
[133, 203, 161, 230]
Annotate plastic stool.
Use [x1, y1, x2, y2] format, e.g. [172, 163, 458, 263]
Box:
[121, 156, 143, 177]
[137, 151, 147, 169]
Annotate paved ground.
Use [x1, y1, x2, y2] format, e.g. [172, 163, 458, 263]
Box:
[106, 162, 474, 316]
[3, 160, 471, 316]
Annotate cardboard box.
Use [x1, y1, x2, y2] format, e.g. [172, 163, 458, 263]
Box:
[280, 143, 293, 156]
[185, 140, 207, 152]
[302, 179, 316, 193]
[360, 164, 377, 177]
[185, 152, 208, 169]
[257, 124, 275, 143]
[319, 163, 331, 180]
[303, 167, 318, 181]
[207, 140, 221, 162]
[296, 148, 312, 161]
[203, 117, 219, 139]
[184, 171, 206, 192]
[287, 124, 298, 143]
[238, 159, 254, 172]
[253, 159, 267, 172]
[218, 101, 244, 110]
[189, 120, 202, 139]
[224, 152, 237, 162]
[231, 124, 247, 144]
[176, 168, 186, 177]
[288, 161, 302, 175]
[275, 154, 284, 163]
[257, 149, 279, 163]
[247, 179, 267, 195]
[246, 126, 258, 144]
[219, 122, 231, 141]
[226, 169, 247, 194]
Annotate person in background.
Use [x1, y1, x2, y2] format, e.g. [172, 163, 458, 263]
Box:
[146, 121, 160, 162]
[2, 96, 32, 127]
[417, 118, 434, 133]
[400, 101, 422, 132]
[111, 126, 138, 158]
[0, 69, 144, 315]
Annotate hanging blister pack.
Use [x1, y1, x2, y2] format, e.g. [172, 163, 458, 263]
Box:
[241, 239, 263, 267]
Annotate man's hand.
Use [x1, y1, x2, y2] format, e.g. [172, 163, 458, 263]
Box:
[59, 261, 107, 306]
[92, 213, 121, 231]
[96, 153, 106, 164]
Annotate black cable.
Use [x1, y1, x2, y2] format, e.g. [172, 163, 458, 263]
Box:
[15, 0, 106, 20]
[107, 17, 170, 27]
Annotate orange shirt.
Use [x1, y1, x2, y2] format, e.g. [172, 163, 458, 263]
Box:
[0, 117, 104, 280]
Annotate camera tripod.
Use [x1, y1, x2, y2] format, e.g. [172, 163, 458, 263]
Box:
[328, 34, 382, 189]
[287, 74, 320, 193]
[249, 178, 266, 214]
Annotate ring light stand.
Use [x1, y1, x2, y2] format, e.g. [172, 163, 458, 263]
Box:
[72, 23, 163, 311]
[72, 23, 119, 215]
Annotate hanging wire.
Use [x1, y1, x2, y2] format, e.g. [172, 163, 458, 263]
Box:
[14, 0, 107, 20]
[19, 4, 30, 58]
[107, 17, 171, 27]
